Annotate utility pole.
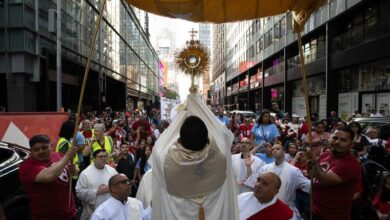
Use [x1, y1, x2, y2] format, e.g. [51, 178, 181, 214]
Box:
[56, 0, 62, 111]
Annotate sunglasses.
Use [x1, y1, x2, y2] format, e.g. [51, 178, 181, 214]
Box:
[114, 179, 131, 185]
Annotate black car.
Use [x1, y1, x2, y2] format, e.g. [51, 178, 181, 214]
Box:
[352, 117, 390, 140]
[0, 142, 30, 220]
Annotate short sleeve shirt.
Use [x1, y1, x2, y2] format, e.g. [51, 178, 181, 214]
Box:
[312, 152, 361, 219]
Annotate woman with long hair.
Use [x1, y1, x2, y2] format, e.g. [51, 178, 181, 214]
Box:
[373, 173, 390, 219]
[135, 145, 152, 181]
[250, 109, 280, 153]
[348, 122, 370, 158]
[305, 121, 330, 157]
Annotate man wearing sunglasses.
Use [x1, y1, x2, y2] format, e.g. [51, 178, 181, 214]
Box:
[92, 174, 150, 220]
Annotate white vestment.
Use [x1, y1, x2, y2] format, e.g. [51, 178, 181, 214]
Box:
[91, 196, 149, 220]
[136, 169, 152, 208]
[76, 164, 118, 220]
[232, 153, 265, 194]
[150, 94, 239, 220]
[238, 192, 297, 220]
[244, 161, 310, 218]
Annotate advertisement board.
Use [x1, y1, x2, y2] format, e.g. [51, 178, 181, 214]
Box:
[0, 112, 69, 148]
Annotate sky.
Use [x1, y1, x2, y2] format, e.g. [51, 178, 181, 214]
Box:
[149, 14, 199, 102]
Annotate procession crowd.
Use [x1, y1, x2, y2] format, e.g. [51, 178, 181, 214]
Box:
[17, 103, 390, 220]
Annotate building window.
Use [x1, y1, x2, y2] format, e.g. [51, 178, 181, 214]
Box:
[0, 30, 4, 52]
[9, 29, 24, 51]
[24, 30, 36, 52]
[0, 5, 4, 26]
[9, 5, 23, 26]
[338, 69, 359, 93]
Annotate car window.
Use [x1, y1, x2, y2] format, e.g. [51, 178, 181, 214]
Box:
[361, 122, 390, 140]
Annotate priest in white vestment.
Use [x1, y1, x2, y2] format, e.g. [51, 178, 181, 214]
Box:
[232, 137, 265, 193]
[238, 172, 296, 220]
[244, 144, 310, 219]
[136, 169, 152, 208]
[150, 94, 239, 220]
[76, 149, 118, 220]
[91, 174, 150, 220]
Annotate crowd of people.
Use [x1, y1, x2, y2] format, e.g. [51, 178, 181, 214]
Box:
[223, 106, 390, 220]
[17, 102, 390, 220]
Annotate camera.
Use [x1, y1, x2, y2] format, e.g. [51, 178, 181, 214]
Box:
[298, 145, 307, 152]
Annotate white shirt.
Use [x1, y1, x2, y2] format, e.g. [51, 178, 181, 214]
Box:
[232, 153, 265, 194]
[244, 161, 310, 218]
[76, 164, 118, 220]
[91, 196, 150, 220]
[287, 122, 300, 134]
[136, 169, 152, 208]
[238, 192, 297, 220]
[153, 129, 161, 139]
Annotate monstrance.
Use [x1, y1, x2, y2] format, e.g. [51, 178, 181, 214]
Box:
[175, 28, 210, 94]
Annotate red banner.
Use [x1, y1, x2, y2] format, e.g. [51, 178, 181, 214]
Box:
[0, 112, 69, 148]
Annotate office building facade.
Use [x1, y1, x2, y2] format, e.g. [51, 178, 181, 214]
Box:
[212, 0, 390, 118]
[0, 0, 160, 112]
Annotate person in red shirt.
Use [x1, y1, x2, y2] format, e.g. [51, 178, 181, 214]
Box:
[19, 134, 77, 220]
[239, 116, 254, 140]
[131, 115, 153, 144]
[308, 127, 361, 220]
[373, 173, 390, 219]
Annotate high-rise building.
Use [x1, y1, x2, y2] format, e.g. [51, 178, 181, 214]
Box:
[213, 0, 390, 118]
[199, 23, 211, 104]
[211, 23, 226, 107]
[154, 27, 179, 95]
[0, 0, 161, 112]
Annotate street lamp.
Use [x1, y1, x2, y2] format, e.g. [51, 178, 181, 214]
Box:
[48, 2, 62, 112]
[57, 0, 62, 112]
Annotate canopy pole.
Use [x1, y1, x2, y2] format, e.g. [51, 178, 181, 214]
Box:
[296, 31, 314, 220]
[296, 32, 313, 146]
[68, 0, 108, 208]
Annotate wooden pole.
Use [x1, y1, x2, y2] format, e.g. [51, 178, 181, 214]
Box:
[68, 0, 108, 208]
[296, 31, 314, 220]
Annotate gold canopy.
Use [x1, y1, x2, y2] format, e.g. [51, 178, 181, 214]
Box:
[125, 0, 326, 32]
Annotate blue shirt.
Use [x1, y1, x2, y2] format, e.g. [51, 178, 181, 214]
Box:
[217, 115, 230, 127]
[136, 158, 152, 173]
[251, 124, 280, 147]
[255, 153, 275, 164]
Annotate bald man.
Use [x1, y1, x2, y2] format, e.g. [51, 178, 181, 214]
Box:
[238, 172, 296, 220]
[231, 137, 264, 193]
[91, 174, 150, 220]
[244, 144, 310, 219]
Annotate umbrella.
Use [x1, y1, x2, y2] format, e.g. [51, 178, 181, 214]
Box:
[125, 0, 326, 32]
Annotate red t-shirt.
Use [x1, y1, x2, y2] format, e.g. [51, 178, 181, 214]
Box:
[312, 152, 361, 220]
[239, 123, 254, 139]
[131, 120, 153, 140]
[19, 153, 75, 220]
[294, 161, 308, 178]
[373, 194, 390, 214]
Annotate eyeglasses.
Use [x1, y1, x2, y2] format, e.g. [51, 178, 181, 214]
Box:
[31, 145, 50, 152]
[114, 179, 130, 185]
[96, 155, 108, 159]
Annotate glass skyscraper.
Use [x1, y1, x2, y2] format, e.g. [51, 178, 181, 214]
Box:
[0, 0, 160, 112]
